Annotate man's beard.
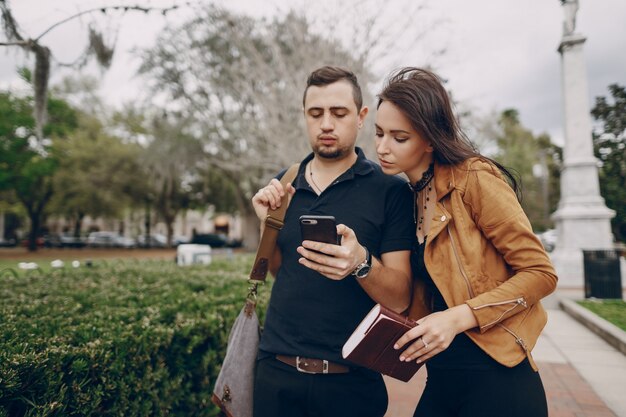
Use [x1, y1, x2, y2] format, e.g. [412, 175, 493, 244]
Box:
[314, 144, 352, 160]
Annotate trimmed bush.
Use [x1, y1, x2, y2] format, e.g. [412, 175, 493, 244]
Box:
[0, 255, 270, 416]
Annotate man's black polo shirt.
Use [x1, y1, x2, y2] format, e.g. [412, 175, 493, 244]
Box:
[259, 148, 414, 365]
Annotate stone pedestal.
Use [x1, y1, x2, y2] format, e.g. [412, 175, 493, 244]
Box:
[551, 34, 615, 288]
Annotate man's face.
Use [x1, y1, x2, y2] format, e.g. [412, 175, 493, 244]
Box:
[303, 80, 368, 160]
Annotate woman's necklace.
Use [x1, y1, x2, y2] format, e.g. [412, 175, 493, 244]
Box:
[409, 163, 434, 193]
[410, 163, 435, 232]
[308, 161, 323, 194]
[416, 184, 434, 232]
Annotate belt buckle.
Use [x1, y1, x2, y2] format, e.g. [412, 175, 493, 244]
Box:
[296, 356, 328, 374]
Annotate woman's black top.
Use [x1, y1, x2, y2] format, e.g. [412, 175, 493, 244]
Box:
[411, 238, 500, 370]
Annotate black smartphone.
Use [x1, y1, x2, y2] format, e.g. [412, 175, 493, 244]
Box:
[299, 215, 340, 245]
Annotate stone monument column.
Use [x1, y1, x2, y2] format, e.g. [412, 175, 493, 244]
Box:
[550, 0, 615, 287]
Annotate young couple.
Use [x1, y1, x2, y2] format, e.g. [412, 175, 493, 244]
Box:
[251, 66, 557, 417]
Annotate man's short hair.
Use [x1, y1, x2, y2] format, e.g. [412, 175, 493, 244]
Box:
[303, 66, 363, 110]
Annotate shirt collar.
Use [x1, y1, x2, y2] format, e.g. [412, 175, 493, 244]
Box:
[293, 147, 374, 190]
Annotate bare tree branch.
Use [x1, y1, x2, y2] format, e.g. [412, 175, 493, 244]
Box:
[33, 4, 182, 41]
[0, 0, 188, 139]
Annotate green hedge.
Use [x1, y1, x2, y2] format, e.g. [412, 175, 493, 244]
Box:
[0, 255, 270, 416]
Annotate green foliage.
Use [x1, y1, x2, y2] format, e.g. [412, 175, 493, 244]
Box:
[493, 109, 562, 232]
[49, 112, 146, 236]
[591, 84, 626, 241]
[0, 255, 268, 416]
[0, 90, 78, 250]
[578, 299, 626, 332]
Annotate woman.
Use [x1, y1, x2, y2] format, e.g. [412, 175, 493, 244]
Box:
[375, 68, 558, 417]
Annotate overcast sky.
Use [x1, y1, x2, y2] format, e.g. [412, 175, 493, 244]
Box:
[1, 0, 625, 146]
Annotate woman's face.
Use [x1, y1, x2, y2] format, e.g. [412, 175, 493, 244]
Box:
[375, 100, 434, 183]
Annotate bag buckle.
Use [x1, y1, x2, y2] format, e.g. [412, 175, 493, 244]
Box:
[246, 281, 260, 300]
[265, 215, 284, 231]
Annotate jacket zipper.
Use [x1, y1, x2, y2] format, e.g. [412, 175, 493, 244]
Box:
[447, 226, 528, 329]
[443, 209, 536, 369]
[500, 324, 528, 350]
[447, 227, 475, 298]
[473, 298, 527, 329]
[497, 322, 537, 370]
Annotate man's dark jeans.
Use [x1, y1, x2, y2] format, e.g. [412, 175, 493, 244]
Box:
[253, 356, 388, 417]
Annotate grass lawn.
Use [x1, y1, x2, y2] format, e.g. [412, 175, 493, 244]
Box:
[578, 299, 626, 332]
[0, 247, 189, 275]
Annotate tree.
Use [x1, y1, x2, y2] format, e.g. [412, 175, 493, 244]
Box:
[142, 113, 206, 246]
[138, 5, 382, 247]
[487, 109, 562, 231]
[591, 83, 626, 241]
[112, 107, 209, 246]
[0, 86, 77, 250]
[0, 0, 183, 138]
[49, 113, 146, 238]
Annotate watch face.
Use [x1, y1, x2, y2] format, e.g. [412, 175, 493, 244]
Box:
[356, 264, 371, 279]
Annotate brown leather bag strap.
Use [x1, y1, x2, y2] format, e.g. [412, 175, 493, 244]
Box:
[249, 163, 300, 283]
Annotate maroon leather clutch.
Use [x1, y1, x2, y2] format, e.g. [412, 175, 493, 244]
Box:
[342, 304, 424, 382]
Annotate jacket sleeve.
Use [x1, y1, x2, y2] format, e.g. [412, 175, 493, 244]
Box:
[462, 162, 558, 333]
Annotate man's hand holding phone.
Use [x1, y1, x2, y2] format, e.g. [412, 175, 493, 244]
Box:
[297, 215, 368, 281]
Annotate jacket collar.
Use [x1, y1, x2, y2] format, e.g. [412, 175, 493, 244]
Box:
[433, 160, 456, 201]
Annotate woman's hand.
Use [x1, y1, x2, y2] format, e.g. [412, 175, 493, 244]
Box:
[394, 304, 478, 363]
[251, 178, 296, 221]
[296, 224, 366, 280]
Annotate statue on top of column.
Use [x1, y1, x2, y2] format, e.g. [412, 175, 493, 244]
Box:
[561, 0, 579, 36]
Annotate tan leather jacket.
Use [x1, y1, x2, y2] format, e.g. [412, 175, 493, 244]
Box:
[407, 158, 558, 370]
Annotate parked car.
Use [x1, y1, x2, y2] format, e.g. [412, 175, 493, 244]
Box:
[44, 234, 87, 248]
[190, 233, 242, 248]
[21, 237, 44, 248]
[0, 238, 17, 247]
[137, 233, 168, 248]
[538, 229, 557, 252]
[43, 234, 62, 248]
[60, 234, 87, 248]
[173, 235, 190, 246]
[87, 231, 136, 248]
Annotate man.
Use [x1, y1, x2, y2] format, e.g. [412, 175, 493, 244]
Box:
[251, 66, 413, 417]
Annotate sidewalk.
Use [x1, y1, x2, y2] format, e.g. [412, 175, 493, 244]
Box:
[384, 294, 626, 417]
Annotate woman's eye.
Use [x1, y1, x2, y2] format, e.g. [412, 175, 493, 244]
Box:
[375, 132, 383, 137]
[395, 137, 409, 143]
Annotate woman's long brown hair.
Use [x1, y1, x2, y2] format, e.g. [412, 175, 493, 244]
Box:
[377, 67, 520, 198]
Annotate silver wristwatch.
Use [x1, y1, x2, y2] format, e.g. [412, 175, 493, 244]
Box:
[352, 246, 372, 279]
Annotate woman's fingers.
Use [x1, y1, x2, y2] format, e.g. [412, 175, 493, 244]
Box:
[394, 326, 425, 351]
[395, 311, 458, 362]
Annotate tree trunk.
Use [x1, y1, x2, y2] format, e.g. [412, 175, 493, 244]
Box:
[27, 209, 41, 252]
[166, 220, 174, 248]
[144, 203, 152, 248]
[73, 212, 84, 238]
